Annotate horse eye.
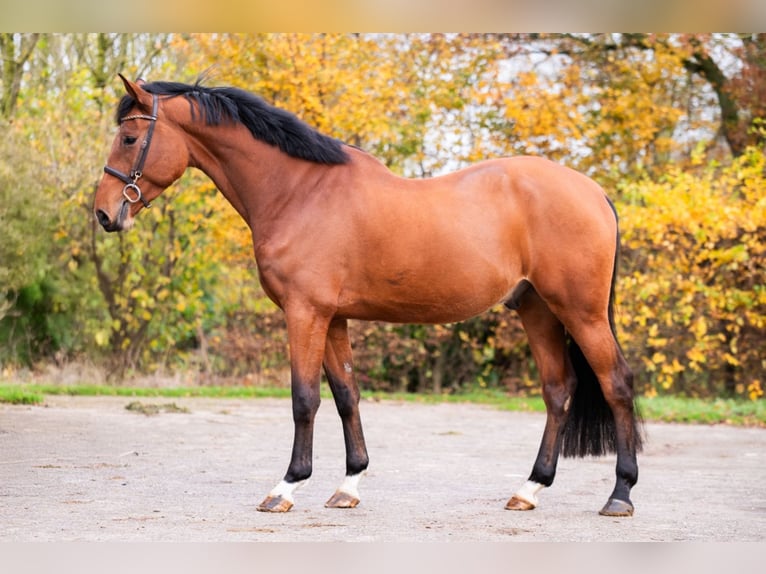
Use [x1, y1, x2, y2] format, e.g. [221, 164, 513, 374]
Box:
[123, 135, 138, 146]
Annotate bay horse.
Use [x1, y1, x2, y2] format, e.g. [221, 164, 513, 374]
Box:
[94, 75, 642, 517]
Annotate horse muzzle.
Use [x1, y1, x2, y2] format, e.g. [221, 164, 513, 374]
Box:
[95, 200, 132, 232]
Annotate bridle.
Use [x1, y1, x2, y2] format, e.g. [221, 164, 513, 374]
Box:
[103, 94, 159, 209]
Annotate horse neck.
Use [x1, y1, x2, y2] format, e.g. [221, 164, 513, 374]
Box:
[182, 121, 324, 235]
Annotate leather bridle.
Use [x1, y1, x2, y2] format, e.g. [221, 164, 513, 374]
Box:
[103, 94, 159, 209]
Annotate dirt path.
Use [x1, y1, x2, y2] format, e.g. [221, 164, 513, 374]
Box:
[1, 395, 764, 541]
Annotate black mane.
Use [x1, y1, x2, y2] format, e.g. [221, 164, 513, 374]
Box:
[116, 80, 350, 165]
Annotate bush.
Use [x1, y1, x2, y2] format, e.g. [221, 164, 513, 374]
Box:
[617, 148, 766, 399]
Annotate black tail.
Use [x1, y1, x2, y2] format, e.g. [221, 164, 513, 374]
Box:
[560, 336, 618, 458]
[560, 197, 643, 458]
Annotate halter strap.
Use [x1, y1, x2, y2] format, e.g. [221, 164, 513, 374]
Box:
[103, 94, 159, 208]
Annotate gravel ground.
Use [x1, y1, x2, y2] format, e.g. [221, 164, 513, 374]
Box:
[1, 395, 764, 542]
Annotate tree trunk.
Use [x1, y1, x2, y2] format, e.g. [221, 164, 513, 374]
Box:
[0, 33, 39, 119]
[683, 43, 745, 157]
[432, 350, 446, 394]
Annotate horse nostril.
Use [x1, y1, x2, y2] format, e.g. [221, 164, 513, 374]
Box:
[95, 209, 112, 228]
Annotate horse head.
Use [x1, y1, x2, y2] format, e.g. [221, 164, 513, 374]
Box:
[94, 75, 188, 232]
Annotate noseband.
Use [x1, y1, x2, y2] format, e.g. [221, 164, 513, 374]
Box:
[103, 94, 159, 209]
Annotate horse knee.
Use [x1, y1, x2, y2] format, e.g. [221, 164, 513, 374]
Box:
[292, 385, 321, 424]
[327, 376, 360, 419]
[334, 392, 359, 419]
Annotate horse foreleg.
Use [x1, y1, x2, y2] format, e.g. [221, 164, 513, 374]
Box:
[506, 289, 574, 511]
[257, 307, 331, 513]
[323, 318, 369, 508]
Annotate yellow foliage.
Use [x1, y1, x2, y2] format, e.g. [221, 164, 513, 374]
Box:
[748, 380, 764, 401]
[618, 148, 766, 398]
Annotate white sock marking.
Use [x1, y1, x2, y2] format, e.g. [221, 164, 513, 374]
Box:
[514, 480, 545, 506]
[336, 472, 363, 499]
[268, 479, 308, 503]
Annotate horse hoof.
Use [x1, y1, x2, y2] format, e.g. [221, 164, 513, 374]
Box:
[505, 496, 536, 511]
[325, 490, 360, 509]
[599, 498, 634, 517]
[257, 495, 294, 513]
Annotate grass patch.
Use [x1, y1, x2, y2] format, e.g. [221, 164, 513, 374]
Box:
[0, 383, 763, 426]
[0, 383, 292, 400]
[0, 385, 45, 405]
[637, 395, 766, 427]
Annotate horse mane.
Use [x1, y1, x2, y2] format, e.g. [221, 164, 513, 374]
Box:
[116, 80, 350, 165]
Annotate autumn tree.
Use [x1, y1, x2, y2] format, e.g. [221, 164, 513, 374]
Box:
[0, 33, 58, 361]
[0, 33, 221, 376]
[688, 33, 766, 156]
[508, 34, 766, 162]
[0, 33, 39, 118]
[618, 147, 766, 399]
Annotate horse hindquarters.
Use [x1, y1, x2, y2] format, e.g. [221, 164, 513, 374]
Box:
[560, 198, 643, 515]
[506, 192, 641, 515]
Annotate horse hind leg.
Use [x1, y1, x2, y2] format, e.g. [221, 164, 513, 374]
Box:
[323, 318, 370, 508]
[506, 288, 575, 511]
[563, 317, 642, 517]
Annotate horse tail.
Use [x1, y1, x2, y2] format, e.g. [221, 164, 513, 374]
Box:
[560, 196, 641, 458]
[560, 337, 618, 458]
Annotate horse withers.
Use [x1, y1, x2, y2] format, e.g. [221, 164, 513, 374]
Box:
[94, 75, 642, 517]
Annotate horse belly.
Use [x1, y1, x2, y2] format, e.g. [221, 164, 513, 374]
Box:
[338, 243, 520, 324]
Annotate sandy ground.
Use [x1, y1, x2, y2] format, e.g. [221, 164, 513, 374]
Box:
[0, 395, 764, 542]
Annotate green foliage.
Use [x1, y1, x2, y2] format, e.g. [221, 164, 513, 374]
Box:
[86, 176, 233, 377]
[0, 279, 72, 365]
[0, 383, 292, 400]
[0, 121, 57, 326]
[0, 385, 44, 405]
[636, 395, 766, 426]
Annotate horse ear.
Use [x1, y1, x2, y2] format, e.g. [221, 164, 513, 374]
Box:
[118, 73, 153, 112]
